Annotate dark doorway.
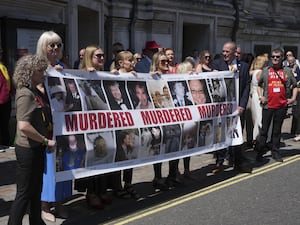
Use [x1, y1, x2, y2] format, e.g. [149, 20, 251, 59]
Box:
[78, 6, 99, 49]
[182, 23, 210, 62]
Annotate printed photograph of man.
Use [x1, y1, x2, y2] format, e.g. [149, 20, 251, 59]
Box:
[168, 81, 193, 107]
[115, 129, 139, 162]
[198, 120, 214, 147]
[147, 80, 173, 108]
[188, 79, 211, 105]
[78, 80, 109, 110]
[181, 122, 198, 150]
[127, 81, 154, 109]
[225, 77, 236, 102]
[208, 78, 227, 102]
[214, 118, 226, 144]
[103, 80, 132, 110]
[55, 134, 85, 172]
[162, 124, 182, 154]
[139, 126, 162, 158]
[161, 85, 174, 108]
[85, 131, 115, 166]
[64, 79, 83, 111]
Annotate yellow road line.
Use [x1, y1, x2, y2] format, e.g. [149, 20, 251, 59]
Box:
[103, 154, 300, 225]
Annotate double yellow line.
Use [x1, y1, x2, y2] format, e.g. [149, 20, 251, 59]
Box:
[103, 155, 300, 225]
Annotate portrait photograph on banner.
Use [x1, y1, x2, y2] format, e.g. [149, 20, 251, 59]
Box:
[188, 79, 211, 105]
[55, 134, 86, 172]
[85, 131, 115, 167]
[147, 80, 173, 108]
[103, 80, 133, 110]
[139, 126, 163, 158]
[127, 81, 154, 109]
[77, 80, 109, 111]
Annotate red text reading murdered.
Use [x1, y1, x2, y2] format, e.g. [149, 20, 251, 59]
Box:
[141, 108, 192, 125]
[197, 103, 233, 119]
[65, 112, 134, 132]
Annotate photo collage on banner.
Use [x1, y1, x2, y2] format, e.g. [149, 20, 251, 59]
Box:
[46, 70, 238, 180]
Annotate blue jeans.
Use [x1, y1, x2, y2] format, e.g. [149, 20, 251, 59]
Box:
[8, 144, 46, 225]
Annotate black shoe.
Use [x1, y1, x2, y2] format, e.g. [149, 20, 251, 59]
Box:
[234, 162, 252, 173]
[256, 153, 265, 162]
[165, 176, 183, 188]
[152, 178, 169, 191]
[124, 184, 141, 200]
[55, 203, 69, 219]
[272, 151, 283, 162]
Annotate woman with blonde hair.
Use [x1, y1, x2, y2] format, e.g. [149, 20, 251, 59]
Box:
[80, 45, 105, 71]
[114, 50, 137, 76]
[36, 30, 65, 69]
[250, 54, 269, 142]
[195, 50, 213, 73]
[36, 30, 69, 222]
[78, 45, 112, 209]
[150, 51, 169, 78]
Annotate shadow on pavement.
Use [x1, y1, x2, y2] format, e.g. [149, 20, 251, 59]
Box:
[0, 161, 16, 186]
[53, 163, 241, 225]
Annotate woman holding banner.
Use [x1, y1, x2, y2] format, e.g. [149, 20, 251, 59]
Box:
[36, 31, 70, 222]
[149, 51, 173, 190]
[7, 54, 56, 225]
[78, 45, 112, 209]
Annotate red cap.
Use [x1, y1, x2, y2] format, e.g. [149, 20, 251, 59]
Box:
[143, 41, 161, 51]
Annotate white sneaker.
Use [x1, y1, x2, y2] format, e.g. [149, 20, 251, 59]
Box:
[294, 135, 300, 141]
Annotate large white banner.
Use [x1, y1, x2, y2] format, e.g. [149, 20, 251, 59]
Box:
[45, 69, 243, 182]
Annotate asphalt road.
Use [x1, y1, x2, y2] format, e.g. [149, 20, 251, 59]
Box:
[105, 156, 300, 225]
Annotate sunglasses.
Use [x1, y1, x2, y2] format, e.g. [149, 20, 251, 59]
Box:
[271, 55, 281, 59]
[160, 59, 169, 64]
[205, 56, 211, 59]
[94, 53, 105, 58]
[136, 58, 142, 61]
[49, 43, 62, 48]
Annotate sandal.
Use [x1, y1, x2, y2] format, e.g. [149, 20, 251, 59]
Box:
[42, 210, 55, 222]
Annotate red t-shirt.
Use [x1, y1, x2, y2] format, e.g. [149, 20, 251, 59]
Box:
[267, 67, 287, 109]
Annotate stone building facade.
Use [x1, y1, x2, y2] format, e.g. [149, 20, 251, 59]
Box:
[0, 0, 300, 72]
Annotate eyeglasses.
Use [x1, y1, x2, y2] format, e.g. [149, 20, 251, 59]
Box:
[205, 56, 211, 59]
[191, 89, 204, 94]
[94, 53, 105, 58]
[136, 58, 142, 62]
[271, 55, 281, 59]
[48, 43, 62, 49]
[160, 59, 169, 64]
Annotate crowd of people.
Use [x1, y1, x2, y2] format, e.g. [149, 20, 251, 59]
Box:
[1, 30, 300, 224]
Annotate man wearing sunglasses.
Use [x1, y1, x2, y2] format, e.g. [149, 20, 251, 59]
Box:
[256, 48, 297, 162]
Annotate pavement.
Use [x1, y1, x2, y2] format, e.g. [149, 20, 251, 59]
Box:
[0, 116, 299, 225]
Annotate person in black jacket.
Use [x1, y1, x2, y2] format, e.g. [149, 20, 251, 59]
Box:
[211, 41, 252, 173]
